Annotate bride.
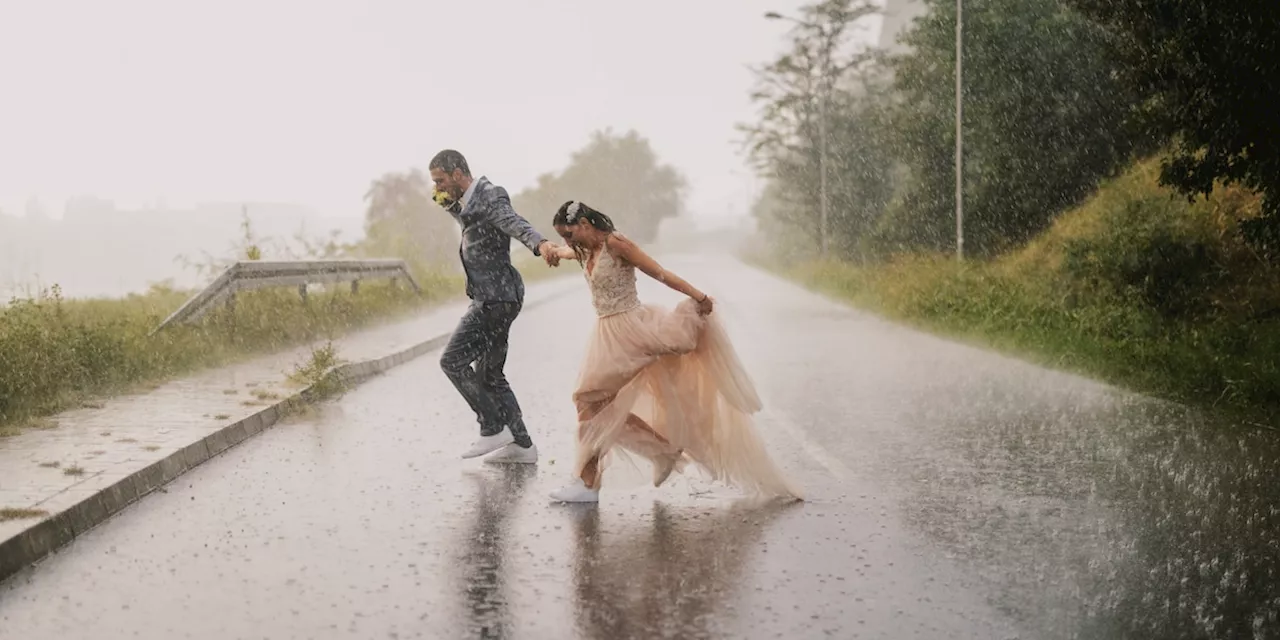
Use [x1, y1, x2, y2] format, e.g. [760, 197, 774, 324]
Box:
[543, 200, 802, 503]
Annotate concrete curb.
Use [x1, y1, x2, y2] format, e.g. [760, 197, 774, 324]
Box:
[0, 285, 576, 583]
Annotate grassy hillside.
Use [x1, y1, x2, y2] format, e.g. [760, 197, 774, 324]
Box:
[779, 159, 1280, 419]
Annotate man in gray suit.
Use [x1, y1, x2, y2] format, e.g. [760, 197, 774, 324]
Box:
[429, 149, 561, 464]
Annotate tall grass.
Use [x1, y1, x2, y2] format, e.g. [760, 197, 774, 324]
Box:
[773, 159, 1280, 420]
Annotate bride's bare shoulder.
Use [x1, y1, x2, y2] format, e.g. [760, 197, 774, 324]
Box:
[604, 232, 638, 259]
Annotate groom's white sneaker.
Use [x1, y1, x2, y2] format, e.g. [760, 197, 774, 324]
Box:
[484, 443, 538, 464]
[549, 478, 599, 503]
[461, 429, 514, 459]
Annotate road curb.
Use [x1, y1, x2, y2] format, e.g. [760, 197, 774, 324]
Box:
[0, 284, 576, 583]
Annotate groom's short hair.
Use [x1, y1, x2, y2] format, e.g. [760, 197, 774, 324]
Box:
[429, 149, 471, 177]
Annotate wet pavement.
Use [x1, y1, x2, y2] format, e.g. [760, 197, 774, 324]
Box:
[1, 255, 1278, 639]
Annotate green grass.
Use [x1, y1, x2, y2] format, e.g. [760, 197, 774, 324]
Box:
[513, 252, 576, 283]
[0, 271, 462, 433]
[286, 340, 349, 402]
[0, 508, 48, 522]
[766, 159, 1280, 421]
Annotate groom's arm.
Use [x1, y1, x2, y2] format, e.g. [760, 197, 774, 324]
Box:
[485, 186, 553, 256]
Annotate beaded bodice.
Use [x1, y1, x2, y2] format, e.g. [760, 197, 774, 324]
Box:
[585, 245, 641, 317]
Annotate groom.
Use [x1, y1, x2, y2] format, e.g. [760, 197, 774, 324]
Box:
[429, 149, 560, 464]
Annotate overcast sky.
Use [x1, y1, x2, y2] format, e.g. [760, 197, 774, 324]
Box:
[0, 0, 884, 224]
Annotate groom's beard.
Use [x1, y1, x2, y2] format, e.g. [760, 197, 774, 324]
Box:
[446, 187, 465, 212]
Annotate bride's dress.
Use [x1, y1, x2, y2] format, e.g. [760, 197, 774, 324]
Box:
[569, 240, 801, 499]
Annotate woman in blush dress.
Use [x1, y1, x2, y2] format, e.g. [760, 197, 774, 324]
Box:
[542, 200, 802, 504]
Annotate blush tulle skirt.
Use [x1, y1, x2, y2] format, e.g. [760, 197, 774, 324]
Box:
[570, 298, 802, 499]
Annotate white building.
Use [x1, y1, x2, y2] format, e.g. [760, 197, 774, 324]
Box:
[878, 0, 930, 55]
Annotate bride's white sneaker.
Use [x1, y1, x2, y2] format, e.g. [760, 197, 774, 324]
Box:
[653, 451, 683, 487]
[549, 478, 599, 503]
[461, 429, 514, 459]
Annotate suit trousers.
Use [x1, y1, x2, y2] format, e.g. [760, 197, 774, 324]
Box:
[439, 300, 533, 447]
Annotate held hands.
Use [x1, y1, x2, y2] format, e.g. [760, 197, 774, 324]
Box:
[694, 295, 714, 316]
[539, 240, 562, 267]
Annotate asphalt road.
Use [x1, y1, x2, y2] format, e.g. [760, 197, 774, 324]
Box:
[2, 255, 1277, 640]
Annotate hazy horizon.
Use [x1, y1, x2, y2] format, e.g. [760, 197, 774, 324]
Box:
[1, 0, 885, 225]
[0, 0, 892, 298]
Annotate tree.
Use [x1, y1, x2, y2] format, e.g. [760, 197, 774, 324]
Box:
[511, 130, 686, 243]
[878, 0, 1142, 256]
[1063, 0, 1280, 258]
[740, 0, 885, 259]
[362, 169, 459, 273]
[756, 82, 899, 262]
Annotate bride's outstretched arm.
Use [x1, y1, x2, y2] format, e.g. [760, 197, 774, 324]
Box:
[607, 235, 708, 302]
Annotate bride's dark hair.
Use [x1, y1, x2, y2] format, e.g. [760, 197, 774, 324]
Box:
[553, 200, 617, 264]
[553, 200, 616, 232]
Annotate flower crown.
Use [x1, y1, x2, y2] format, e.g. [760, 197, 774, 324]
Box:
[565, 201, 584, 224]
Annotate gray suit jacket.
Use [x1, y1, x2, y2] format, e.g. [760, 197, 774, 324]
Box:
[450, 176, 548, 303]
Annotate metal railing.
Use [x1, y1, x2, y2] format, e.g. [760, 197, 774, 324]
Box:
[152, 259, 421, 333]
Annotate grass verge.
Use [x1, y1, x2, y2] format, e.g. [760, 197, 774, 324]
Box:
[0, 271, 462, 433]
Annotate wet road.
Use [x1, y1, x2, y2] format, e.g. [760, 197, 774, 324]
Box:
[3, 255, 1279, 640]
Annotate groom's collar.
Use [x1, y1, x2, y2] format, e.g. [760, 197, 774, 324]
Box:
[460, 175, 487, 210]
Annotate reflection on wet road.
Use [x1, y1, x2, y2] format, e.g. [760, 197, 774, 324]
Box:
[1, 255, 1277, 639]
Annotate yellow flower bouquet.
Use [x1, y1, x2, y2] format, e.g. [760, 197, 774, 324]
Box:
[432, 189, 461, 213]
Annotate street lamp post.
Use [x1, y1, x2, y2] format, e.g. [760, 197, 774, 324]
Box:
[766, 11, 831, 257]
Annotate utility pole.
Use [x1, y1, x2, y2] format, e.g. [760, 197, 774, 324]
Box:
[955, 0, 965, 260]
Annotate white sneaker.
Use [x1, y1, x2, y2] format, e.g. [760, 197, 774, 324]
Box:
[653, 451, 682, 487]
[483, 443, 539, 464]
[461, 429, 514, 459]
[549, 478, 599, 503]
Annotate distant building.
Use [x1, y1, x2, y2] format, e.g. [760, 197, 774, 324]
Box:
[63, 196, 117, 221]
[878, 0, 929, 55]
[24, 197, 51, 221]
[835, 0, 930, 96]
